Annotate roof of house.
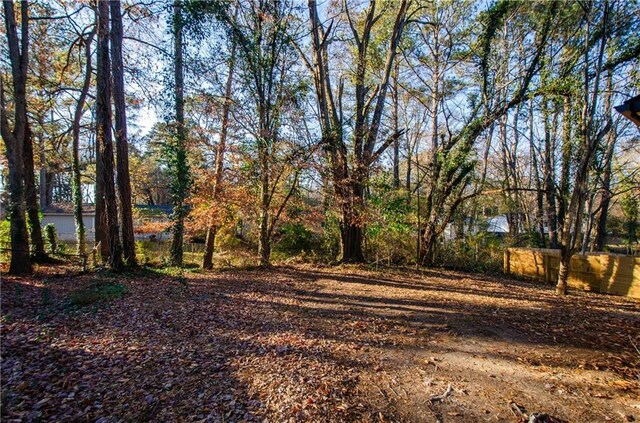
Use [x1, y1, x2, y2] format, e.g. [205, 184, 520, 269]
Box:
[486, 216, 509, 233]
[42, 203, 96, 215]
[42, 203, 173, 216]
[615, 94, 640, 126]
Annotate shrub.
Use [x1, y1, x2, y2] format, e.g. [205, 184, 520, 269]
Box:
[365, 176, 414, 264]
[69, 282, 128, 307]
[433, 233, 504, 273]
[44, 224, 58, 254]
[274, 222, 316, 255]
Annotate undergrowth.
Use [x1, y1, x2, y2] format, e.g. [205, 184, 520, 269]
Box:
[68, 281, 129, 307]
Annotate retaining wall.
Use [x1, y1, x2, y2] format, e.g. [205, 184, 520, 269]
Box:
[504, 248, 640, 299]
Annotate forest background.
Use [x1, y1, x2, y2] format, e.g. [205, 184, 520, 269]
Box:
[1, 0, 639, 295]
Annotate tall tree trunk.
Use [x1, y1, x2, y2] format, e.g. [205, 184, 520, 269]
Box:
[556, 251, 570, 295]
[420, 221, 438, 267]
[405, 148, 412, 191]
[340, 221, 365, 263]
[556, 2, 609, 294]
[1, 0, 32, 274]
[392, 62, 400, 189]
[530, 99, 545, 244]
[39, 135, 47, 209]
[511, 105, 524, 235]
[203, 39, 236, 269]
[500, 114, 518, 237]
[557, 96, 573, 240]
[23, 121, 47, 260]
[340, 177, 365, 263]
[257, 129, 272, 266]
[258, 182, 271, 266]
[542, 98, 558, 248]
[421, 55, 440, 265]
[592, 127, 615, 251]
[592, 72, 615, 252]
[96, 0, 123, 271]
[581, 192, 595, 254]
[202, 226, 217, 269]
[169, 0, 188, 267]
[71, 29, 95, 256]
[95, 110, 108, 261]
[44, 172, 54, 207]
[110, 0, 136, 266]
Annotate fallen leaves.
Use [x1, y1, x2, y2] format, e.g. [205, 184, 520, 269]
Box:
[1, 263, 639, 421]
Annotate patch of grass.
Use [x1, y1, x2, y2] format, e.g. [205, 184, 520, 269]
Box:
[68, 282, 128, 307]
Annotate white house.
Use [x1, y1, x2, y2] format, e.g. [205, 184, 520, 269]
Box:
[41, 204, 96, 241]
[443, 215, 511, 241]
[40, 203, 172, 242]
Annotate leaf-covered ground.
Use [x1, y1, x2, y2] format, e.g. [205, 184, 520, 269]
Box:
[1, 264, 639, 422]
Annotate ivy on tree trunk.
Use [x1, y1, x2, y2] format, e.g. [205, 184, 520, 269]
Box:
[1, 0, 33, 275]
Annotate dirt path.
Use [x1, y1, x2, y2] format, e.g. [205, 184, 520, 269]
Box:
[2, 264, 639, 422]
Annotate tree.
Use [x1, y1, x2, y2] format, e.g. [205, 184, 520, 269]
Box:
[110, 0, 136, 266]
[166, 0, 190, 267]
[1, 0, 33, 274]
[403, 0, 476, 264]
[410, 1, 558, 265]
[203, 0, 310, 266]
[95, 0, 123, 270]
[202, 38, 236, 269]
[70, 27, 95, 256]
[590, 116, 617, 252]
[555, 1, 611, 295]
[23, 114, 46, 260]
[304, 0, 410, 263]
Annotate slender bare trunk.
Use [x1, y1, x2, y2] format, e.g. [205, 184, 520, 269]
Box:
[581, 193, 595, 254]
[542, 99, 558, 248]
[39, 135, 47, 209]
[258, 136, 271, 266]
[95, 107, 108, 260]
[592, 126, 615, 251]
[24, 121, 47, 260]
[392, 62, 400, 189]
[592, 72, 615, 252]
[72, 29, 94, 255]
[421, 52, 440, 264]
[405, 148, 412, 191]
[557, 96, 573, 240]
[202, 226, 217, 269]
[203, 39, 236, 269]
[530, 99, 545, 244]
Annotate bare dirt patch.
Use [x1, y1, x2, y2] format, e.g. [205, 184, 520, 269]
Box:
[1, 264, 638, 422]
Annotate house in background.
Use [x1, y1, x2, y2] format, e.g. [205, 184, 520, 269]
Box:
[41, 203, 96, 241]
[485, 215, 510, 236]
[443, 215, 511, 241]
[41, 203, 171, 242]
[133, 204, 172, 241]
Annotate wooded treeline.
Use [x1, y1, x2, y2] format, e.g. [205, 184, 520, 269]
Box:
[1, 0, 638, 295]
